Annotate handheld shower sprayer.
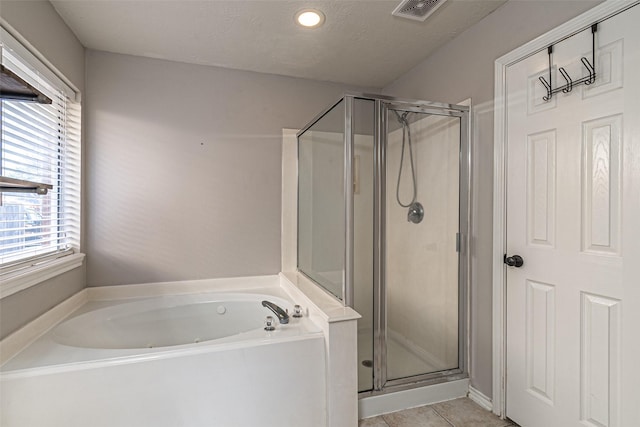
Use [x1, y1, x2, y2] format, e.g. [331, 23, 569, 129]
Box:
[393, 110, 424, 224]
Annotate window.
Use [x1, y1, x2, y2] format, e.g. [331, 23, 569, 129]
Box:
[0, 28, 82, 297]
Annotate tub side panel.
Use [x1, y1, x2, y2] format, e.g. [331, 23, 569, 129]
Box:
[0, 337, 326, 427]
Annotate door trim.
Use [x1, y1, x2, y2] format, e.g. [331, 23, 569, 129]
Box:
[491, 0, 640, 418]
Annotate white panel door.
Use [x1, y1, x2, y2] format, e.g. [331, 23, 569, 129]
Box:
[505, 6, 640, 427]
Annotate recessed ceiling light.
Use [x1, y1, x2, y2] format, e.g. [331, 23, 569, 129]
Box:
[295, 9, 325, 28]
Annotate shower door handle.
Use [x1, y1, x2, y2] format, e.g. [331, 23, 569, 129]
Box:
[504, 254, 524, 268]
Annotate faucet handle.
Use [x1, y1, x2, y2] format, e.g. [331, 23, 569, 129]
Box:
[261, 300, 290, 324]
[292, 304, 304, 318]
[264, 316, 276, 331]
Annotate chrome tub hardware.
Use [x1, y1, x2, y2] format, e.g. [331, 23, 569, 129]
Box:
[261, 300, 290, 324]
[407, 201, 424, 224]
[264, 316, 276, 331]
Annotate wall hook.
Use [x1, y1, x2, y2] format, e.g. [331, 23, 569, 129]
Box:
[559, 67, 573, 93]
[581, 57, 596, 85]
[539, 22, 598, 102]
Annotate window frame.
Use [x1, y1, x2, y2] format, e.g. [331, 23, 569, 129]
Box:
[0, 26, 83, 299]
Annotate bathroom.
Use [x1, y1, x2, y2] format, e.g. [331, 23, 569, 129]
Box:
[2, 0, 639, 426]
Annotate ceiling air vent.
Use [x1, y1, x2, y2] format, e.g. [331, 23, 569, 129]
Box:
[392, 0, 447, 22]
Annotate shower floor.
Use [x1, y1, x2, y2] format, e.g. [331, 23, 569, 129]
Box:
[357, 329, 447, 392]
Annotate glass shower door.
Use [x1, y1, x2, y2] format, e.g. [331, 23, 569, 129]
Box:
[384, 107, 461, 381]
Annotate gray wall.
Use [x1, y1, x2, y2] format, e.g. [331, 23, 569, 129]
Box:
[0, 1, 86, 340]
[0, 268, 85, 339]
[85, 50, 375, 286]
[382, 0, 601, 397]
[0, 1, 85, 91]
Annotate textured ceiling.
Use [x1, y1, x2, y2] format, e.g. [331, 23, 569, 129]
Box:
[51, 0, 506, 88]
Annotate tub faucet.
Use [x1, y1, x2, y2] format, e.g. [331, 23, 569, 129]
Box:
[261, 300, 289, 324]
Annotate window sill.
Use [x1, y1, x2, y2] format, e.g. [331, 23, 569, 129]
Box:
[0, 253, 85, 299]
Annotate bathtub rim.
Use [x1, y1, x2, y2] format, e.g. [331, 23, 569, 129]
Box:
[0, 273, 359, 368]
[0, 275, 279, 365]
[51, 292, 300, 350]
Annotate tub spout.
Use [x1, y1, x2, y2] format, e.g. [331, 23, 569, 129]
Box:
[261, 300, 289, 324]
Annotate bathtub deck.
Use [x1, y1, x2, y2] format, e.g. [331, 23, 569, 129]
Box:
[1, 287, 320, 375]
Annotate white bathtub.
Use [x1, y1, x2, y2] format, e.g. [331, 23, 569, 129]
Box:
[1, 280, 328, 427]
[53, 293, 295, 349]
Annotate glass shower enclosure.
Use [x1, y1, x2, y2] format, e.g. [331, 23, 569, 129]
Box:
[297, 94, 470, 394]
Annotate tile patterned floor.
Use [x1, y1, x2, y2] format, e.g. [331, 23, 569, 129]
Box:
[359, 397, 518, 427]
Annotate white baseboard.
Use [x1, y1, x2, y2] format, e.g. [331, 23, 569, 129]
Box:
[468, 385, 492, 412]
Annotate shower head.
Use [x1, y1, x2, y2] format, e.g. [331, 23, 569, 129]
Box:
[393, 110, 410, 126]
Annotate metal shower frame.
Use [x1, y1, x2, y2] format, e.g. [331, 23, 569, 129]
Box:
[297, 92, 471, 395]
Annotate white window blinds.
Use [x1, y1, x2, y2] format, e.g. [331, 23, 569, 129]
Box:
[0, 36, 81, 269]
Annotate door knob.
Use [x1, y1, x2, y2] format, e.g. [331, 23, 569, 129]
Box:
[504, 254, 524, 267]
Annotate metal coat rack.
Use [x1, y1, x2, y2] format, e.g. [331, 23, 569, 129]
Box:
[539, 23, 598, 102]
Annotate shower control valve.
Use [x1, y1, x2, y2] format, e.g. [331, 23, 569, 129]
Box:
[407, 202, 424, 224]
